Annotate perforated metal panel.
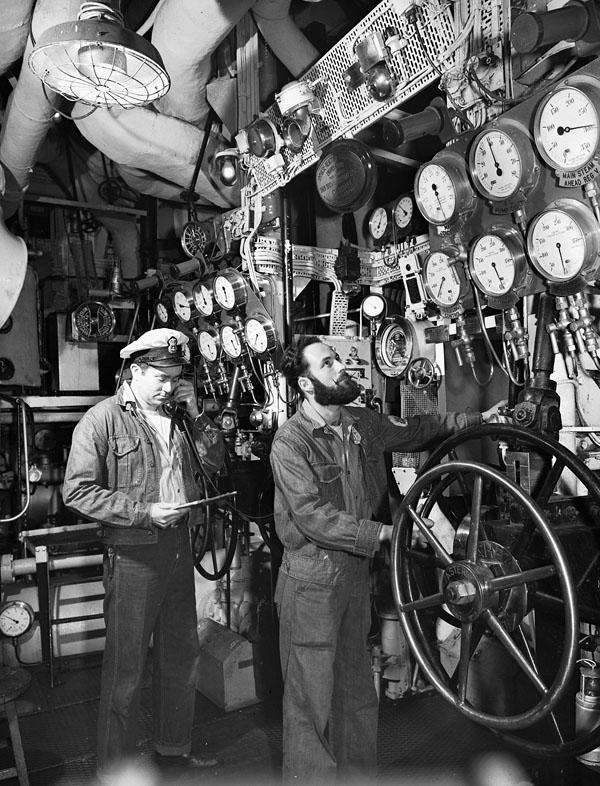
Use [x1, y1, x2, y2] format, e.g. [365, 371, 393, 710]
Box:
[392, 382, 439, 469]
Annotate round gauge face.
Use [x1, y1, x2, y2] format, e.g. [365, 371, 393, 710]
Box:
[527, 208, 587, 282]
[181, 221, 207, 258]
[244, 317, 275, 354]
[380, 322, 412, 372]
[72, 301, 115, 340]
[368, 207, 389, 240]
[393, 195, 414, 229]
[470, 129, 523, 200]
[172, 289, 192, 322]
[415, 163, 457, 225]
[315, 139, 378, 213]
[220, 325, 243, 358]
[535, 86, 600, 170]
[198, 330, 218, 362]
[0, 601, 34, 638]
[213, 276, 236, 310]
[470, 234, 517, 296]
[424, 252, 462, 307]
[155, 300, 172, 325]
[362, 293, 386, 320]
[192, 282, 213, 317]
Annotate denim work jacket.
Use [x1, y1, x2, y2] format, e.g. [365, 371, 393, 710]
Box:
[270, 404, 482, 576]
[62, 385, 225, 546]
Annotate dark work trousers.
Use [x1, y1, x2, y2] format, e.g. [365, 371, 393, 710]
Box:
[97, 525, 200, 773]
[276, 554, 378, 784]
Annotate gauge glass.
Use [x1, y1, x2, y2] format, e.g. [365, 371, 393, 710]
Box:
[362, 293, 386, 320]
[198, 330, 218, 362]
[470, 234, 517, 296]
[368, 207, 388, 240]
[535, 86, 600, 170]
[0, 601, 34, 638]
[192, 282, 213, 317]
[470, 129, 523, 200]
[393, 195, 414, 229]
[155, 300, 171, 325]
[220, 325, 243, 358]
[173, 289, 192, 322]
[527, 208, 587, 281]
[415, 163, 457, 224]
[424, 252, 462, 307]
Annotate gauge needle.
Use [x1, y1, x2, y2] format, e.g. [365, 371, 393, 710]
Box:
[555, 241, 567, 273]
[557, 124, 596, 134]
[437, 276, 446, 298]
[431, 184, 443, 214]
[492, 262, 503, 283]
[487, 138, 502, 176]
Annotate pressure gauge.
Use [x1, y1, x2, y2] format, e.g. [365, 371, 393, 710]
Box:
[181, 221, 208, 258]
[469, 230, 523, 297]
[423, 251, 464, 308]
[368, 206, 389, 241]
[374, 317, 414, 378]
[468, 122, 537, 202]
[526, 199, 600, 283]
[71, 301, 116, 340]
[172, 286, 196, 323]
[197, 329, 219, 362]
[393, 194, 415, 231]
[220, 324, 243, 359]
[361, 293, 387, 321]
[192, 281, 215, 318]
[0, 600, 34, 638]
[155, 296, 176, 326]
[213, 269, 248, 311]
[533, 81, 600, 171]
[415, 152, 475, 226]
[244, 314, 277, 355]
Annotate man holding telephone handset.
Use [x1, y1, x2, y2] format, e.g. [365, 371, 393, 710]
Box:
[63, 328, 224, 780]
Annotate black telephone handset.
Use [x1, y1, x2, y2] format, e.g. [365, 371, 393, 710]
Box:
[163, 398, 186, 418]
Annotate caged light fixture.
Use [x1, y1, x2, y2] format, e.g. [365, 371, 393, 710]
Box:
[28, 0, 170, 109]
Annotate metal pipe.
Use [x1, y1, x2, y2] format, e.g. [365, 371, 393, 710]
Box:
[10, 553, 103, 578]
[281, 188, 293, 347]
[0, 396, 32, 523]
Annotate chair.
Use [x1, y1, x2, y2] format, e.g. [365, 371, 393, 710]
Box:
[0, 666, 31, 785]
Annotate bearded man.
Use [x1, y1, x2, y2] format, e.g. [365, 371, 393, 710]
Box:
[271, 336, 505, 784]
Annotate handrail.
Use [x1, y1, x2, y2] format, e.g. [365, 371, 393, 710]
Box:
[0, 394, 32, 523]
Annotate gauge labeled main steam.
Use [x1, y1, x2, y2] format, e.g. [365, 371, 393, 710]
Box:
[197, 329, 219, 362]
[423, 251, 463, 307]
[469, 231, 523, 297]
[533, 81, 600, 171]
[415, 154, 474, 226]
[213, 269, 248, 311]
[469, 123, 537, 202]
[244, 314, 277, 354]
[526, 199, 600, 283]
[192, 281, 214, 317]
[220, 324, 243, 359]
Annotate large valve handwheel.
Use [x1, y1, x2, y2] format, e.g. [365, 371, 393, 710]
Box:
[391, 460, 578, 733]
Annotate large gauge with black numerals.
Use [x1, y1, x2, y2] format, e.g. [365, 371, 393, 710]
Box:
[423, 250, 466, 308]
[468, 121, 538, 203]
[533, 80, 600, 172]
[526, 199, 600, 283]
[469, 229, 522, 297]
[415, 152, 475, 226]
[213, 269, 248, 311]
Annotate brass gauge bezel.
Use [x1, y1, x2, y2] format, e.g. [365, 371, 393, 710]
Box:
[197, 328, 220, 362]
[244, 313, 277, 355]
[469, 228, 526, 298]
[213, 268, 248, 311]
[526, 199, 600, 283]
[533, 78, 600, 172]
[374, 317, 414, 378]
[422, 250, 468, 308]
[415, 151, 475, 226]
[468, 120, 538, 203]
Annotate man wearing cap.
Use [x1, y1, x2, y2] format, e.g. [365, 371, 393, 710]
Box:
[63, 328, 225, 778]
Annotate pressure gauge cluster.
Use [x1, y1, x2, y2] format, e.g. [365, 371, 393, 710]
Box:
[415, 150, 476, 227]
[367, 193, 422, 245]
[468, 119, 539, 209]
[533, 77, 600, 180]
[422, 248, 471, 316]
[526, 198, 600, 286]
[373, 317, 415, 378]
[468, 228, 536, 308]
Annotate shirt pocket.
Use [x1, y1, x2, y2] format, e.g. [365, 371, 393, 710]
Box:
[108, 435, 141, 489]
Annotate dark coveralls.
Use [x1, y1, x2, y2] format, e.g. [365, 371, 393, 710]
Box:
[62, 384, 224, 772]
[270, 402, 481, 783]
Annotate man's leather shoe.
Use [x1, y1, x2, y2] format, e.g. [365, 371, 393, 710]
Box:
[153, 752, 220, 770]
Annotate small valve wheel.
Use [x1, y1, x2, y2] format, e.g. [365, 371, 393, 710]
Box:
[406, 357, 438, 389]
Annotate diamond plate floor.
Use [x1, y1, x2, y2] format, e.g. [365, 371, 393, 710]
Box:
[0, 653, 597, 786]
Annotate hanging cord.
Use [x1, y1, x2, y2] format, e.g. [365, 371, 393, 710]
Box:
[184, 109, 217, 221]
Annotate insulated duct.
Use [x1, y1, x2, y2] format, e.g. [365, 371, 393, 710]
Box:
[0, 0, 35, 75]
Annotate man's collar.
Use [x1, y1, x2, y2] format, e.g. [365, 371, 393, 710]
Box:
[299, 400, 358, 433]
